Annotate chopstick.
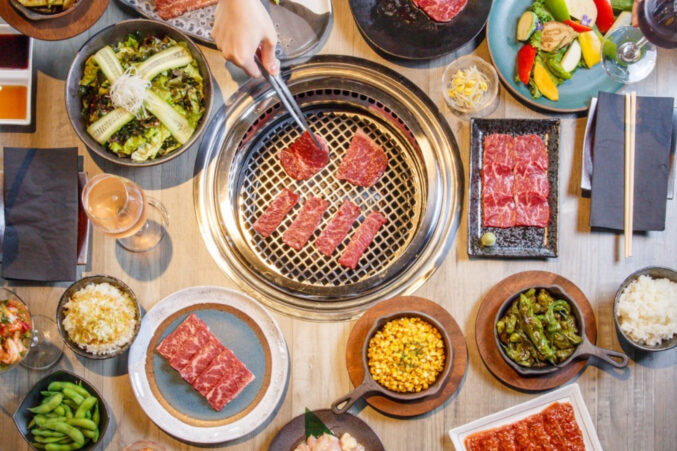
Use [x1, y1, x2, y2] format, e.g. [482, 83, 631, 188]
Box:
[624, 91, 637, 259]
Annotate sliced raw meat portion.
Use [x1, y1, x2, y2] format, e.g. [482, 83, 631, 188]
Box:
[482, 163, 514, 198]
[515, 192, 550, 227]
[193, 348, 239, 397]
[483, 134, 514, 168]
[338, 211, 388, 269]
[253, 188, 299, 237]
[514, 134, 548, 171]
[514, 164, 550, 197]
[412, 0, 468, 22]
[205, 359, 255, 411]
[316, 200, 361, 256]
[279, 132, 329, 180]
[178, 337, 225, 385]
[282, 196, 329, 250]
[169, 325, 212, 370]
[337, 130, 388, 188]
[483, 194, 516, 228]
[156, 314, 208, 360]
[155, 0, 217, 20]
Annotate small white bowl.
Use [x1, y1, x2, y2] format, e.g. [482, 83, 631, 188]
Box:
[442, 55, 499, 117]
[0, 25, 33, 126]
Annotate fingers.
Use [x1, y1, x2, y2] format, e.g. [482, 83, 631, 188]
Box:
[240, 57, 262, 78]
[260, 35, 280, 76]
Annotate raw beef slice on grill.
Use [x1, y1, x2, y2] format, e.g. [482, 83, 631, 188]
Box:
[205, 357, 255, 411]
[337, 130, 388, 188]
[483, 194, 516, 228]
[515, 192, 550, 227]
[253, 188, 299, 237]
[155, 0, 217, 20]
[514, 134, 548, 171]
[338, 211, 388, 269]
[279, 132, 329, 180]
[179, 336, 225, 384]
[316, 200, 361, 256]
[156, 314, 208, 360]
[483, 134, 515, 168]
[282, 196, 329, 250]
[412, 0, 468, 22]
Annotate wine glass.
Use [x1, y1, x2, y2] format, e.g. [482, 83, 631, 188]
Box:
[602, 0, 676, 83]
[82, 174, 168, 253]
[0, 288, 63, 372]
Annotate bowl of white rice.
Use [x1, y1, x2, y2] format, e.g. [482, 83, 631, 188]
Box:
[57, 275, 141, 359]
[614, 267, 677, 352]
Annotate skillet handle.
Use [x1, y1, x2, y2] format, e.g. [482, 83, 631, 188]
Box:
[580, 341, 629, 368]
[331, 381, 377, 415]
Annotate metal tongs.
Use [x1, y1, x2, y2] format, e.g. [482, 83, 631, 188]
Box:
[254, 54, 323, 150]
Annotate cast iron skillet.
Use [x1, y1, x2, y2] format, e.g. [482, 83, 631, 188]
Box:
[9, 0, 84, 21]
[495, 285, 629, 376]
[349, 0, 492, 60]
[331, 311, 452, 414]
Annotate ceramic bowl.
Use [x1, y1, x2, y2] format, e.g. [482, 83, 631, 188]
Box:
[442, 54, 499, 116]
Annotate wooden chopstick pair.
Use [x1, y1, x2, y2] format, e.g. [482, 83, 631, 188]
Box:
[624, 91, 637, 259]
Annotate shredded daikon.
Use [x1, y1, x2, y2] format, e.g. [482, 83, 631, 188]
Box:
[109, 67, 150, 117]
[446, 65, 489, 110]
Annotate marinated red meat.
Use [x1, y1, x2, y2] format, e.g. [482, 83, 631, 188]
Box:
[156, 314, 207, 360]
[282, 196, 329, 250]
[483, 134, 514, 168]
[338, 211, 387, 269]
[514, 134, 548, 171]
[515, 192, 550, 227]
[316, 200, 361, 256]
[483, 194, 516, 228]
[169, 325, 212, 370]
[411, 0, 468, 22]
[253, 188, 299, 238]
[279, 131, 329, 180]
[482, 163, 514, 198]
[179, 337, 225, 384]
[337, 130, 388, 188]
[155, 0, 217, 20]
[205, 359, 255, 411]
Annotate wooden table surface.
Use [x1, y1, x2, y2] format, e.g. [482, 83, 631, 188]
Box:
[1, 2, 676, 450]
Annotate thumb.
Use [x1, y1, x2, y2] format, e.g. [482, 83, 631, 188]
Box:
[260, 36, 280, 76]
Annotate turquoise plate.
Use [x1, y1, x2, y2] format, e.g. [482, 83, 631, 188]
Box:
[128, 286, 289, 444]
[487, 0, 624, 114]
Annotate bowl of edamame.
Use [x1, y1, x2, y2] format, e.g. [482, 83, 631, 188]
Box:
[12, 369, 109, 450]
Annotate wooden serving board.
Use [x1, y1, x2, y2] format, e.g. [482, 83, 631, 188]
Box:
[346, 296, 468, 417]
[0, 0, 109, 41]
[475, 271, 597, 392]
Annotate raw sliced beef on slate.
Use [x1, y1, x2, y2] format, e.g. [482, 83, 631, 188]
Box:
[483, 195, 516, 228]
[316, 200, 361, 256]
[483, 133, 514, 168]
[205, 359, 255, 411]
[482, 163, 514, 198]
[515, 192, 550, 227]
[155, 0, 217, 20]
[156, 314, 207, 360]
[282, 196, 329, 250]
[338, 211, 388, 269]
[279, 131, 329, 180]
[253, 188, 299, 237]
[169, 325, 212, 370]
[514, 164, 550, 197]
[337, 130, 388, 188]
[179, 337, 225, 385]
[412, 0, 468, 22]
[514, 134, 548, 171]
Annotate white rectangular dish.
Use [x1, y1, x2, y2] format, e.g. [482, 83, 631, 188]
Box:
[448, 383, 602, 451]
[0, 24, 33, 126]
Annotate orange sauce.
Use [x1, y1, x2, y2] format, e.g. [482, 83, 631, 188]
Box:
[0, 85, 28, 120]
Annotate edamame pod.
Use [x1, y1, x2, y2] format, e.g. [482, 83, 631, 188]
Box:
[48, 382, 89, 398]
[43, 422, 85, 445]
[31, 429, 66, 438]
[92, 403, 99, 426]
[62, 388, 85, 405]
[74, 397, 97, 419]
[66, 418, 97, 431]
[63, 404, 74, 419]
[45, 443, 84, 451]
[29, 394, 64, 414]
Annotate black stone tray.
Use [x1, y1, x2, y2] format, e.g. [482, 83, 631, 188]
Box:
[468, 118, 559, 258]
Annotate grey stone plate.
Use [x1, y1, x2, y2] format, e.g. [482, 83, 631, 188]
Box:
[468, 118, 559, 258]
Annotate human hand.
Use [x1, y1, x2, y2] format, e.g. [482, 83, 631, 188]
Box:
[212, 0, 279, 77]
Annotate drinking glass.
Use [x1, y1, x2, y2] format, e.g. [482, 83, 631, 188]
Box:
[82, 174, 168, 252]
[0, 288, 63, 372]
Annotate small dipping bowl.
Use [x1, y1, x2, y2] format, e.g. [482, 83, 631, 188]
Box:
[441, 54, 499, 118]
[495, 285, 628, 376]
[57, 275, 141, 359]
[331, 311, 452, 414]
[614, 266, 677, 352]
[9, 0, 85, 21]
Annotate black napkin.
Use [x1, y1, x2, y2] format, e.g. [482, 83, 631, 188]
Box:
[590, 92, 674, 231]
[2, 147, 78, 281]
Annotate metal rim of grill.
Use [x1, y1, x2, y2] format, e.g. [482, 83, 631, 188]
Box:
[194, 55, 463, 321]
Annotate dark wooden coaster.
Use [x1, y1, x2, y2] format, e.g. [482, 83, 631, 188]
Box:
[0, 0, 109, 41]
[475, 271, 597, 392]
[346, 296, 467, 417]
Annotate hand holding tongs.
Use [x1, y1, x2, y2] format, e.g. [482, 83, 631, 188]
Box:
[254, 54, 323, 150]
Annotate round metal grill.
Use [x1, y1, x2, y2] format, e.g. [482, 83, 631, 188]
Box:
[195, 56, 463, 320]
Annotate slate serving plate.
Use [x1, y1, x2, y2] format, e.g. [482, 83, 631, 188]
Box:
[13, 370, 109, 451]
[468, 118, 559, 258]
[349, 0, 492, 61]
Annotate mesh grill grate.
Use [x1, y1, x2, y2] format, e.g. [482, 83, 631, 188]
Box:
[237, 92, 423, 288]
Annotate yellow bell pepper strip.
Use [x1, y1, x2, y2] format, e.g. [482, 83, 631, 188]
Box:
[578, 30, 602, 67]
[533, 62, 559, 101]
[517, 44, 538, 85]
[593, 0, 616, 33]
[544, 0, 570, 21]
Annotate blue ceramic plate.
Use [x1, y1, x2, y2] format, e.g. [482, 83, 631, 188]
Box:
[487, 0, 624, 114]
[127, 286, 289, 444]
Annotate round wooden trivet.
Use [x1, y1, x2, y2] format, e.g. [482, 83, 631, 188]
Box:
[346, 296, 468, 417]
[475, 270, 597, 392]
